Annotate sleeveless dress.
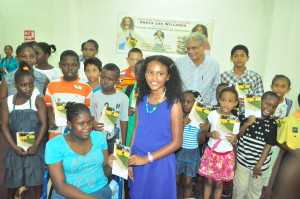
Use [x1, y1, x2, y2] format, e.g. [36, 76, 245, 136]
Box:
[129, 96, 176, 199]
[3, 94, 45, 188]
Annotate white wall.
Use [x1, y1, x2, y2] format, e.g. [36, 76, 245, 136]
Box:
[0, 0, 299, 108]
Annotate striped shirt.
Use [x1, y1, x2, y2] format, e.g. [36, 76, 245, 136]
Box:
[116, 67, 136, 91]
[237, 114, 277, 171]
[175, 55, 220, 105]
[182, 124, 200, 149]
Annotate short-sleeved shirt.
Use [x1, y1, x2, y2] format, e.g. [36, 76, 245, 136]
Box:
[277, 110, 300, 150]
[237, 114, 277, 171]
[90, 90, 129, 139]
[45, 131, 108, 193]
[182, 124, 200, 149]
[116, 67, 136, 91]
[176, 55, 220, 105]
[33, 66, 62, 82]
[207, 110, 240, 153]
[0, 56, 18, 79]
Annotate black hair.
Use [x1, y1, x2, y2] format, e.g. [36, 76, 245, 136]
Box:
[14, 61, 35, 82]
[231, 45, 249, 56]
[154, 30, 165, 38]
[60, 50, 79, 62]
[219, 86, 239, 101]
[137, 55, 182, 107]
[191, 24, 208, 37]
[22, 41, 38, 49]
[271, 74, 291, 88]
[36, 42, 56, 56]
[120, 17, 135, 30]
[128, 47, 143, 57]
[4, 45, 13, 51]
[16, 43, 35, 56]
[84, 57, 102, 71]
[135, 60, 144, 76]
[217, 83, 229, 90]
[65, 102, 91, 122]
[81, 39, 99, 51]
[102, 63, 120, 77]
[298, 93, 300, 107]
[262, 91, 280, 101]
[182, 90, 201, 99]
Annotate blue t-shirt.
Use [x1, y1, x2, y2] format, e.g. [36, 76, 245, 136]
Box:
[45, 131, 108, 193]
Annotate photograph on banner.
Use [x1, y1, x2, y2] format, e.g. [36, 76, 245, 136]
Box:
[117, 14, 213, 55]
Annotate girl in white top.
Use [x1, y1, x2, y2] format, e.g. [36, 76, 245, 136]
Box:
[199, 87, 240, 199]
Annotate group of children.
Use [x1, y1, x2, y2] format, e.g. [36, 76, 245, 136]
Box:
[0, 40, 298, 199]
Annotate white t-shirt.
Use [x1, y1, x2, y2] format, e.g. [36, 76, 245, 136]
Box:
[207, 110, 240, 153]
[33, 66, 62, 82]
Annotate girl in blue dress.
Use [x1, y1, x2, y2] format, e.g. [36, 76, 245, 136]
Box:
[128, 55, 183, 199]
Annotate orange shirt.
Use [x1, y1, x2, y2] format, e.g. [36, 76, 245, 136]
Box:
[116, 67, 136, 91]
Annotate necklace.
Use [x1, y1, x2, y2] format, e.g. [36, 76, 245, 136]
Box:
[146, 91, 166, 114]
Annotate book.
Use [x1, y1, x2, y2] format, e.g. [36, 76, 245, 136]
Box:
[99, 103, 120, 134]
[244, 93, 262, 118]
[236, 82, 251, 98]
[189, 101, 219, 129]
[216, 114, 239, 139]
[16, 131, 35, 151]
[112, 139, 130, 179]
[130, 89, 138, 109]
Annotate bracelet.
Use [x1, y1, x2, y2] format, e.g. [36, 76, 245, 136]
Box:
[147, 152, 154, 162]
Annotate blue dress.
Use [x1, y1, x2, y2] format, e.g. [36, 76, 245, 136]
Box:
[129, 96, 176, 199]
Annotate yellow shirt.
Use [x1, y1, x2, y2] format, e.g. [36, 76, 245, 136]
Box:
[277, 109, 300, 150]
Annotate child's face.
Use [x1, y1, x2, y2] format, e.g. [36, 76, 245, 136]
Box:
[127, 52, 143, 71]
[182, 93, 195, 114]
[145, 60, 169, 92]
[16, 47, 36, 67]
[59, 56, 80, 81]
[219, 91, 238, 114]
[100, 69, 119, 93]
[261, 96, 279, 118]
[35, 46, 48, 65]
[216, 85, 228, 101]
[196, 26, 203, 34]
[85, 64, 100, 83]
[124, 18, 131, 28]
[82, 42, 98, 60]
[134, 63, 142, 79]
[271, 78, 291, 99]
[230, 49, 249, 68]
[14, 75, 35, 99]
[67, 112, 93, 140]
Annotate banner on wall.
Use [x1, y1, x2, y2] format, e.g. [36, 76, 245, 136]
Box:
[24, 30, 35, 42]
[117, 14, 213, 55]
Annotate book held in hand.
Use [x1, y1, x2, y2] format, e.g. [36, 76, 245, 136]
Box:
[216, 115, 239, 139]
[189, 100, 219, 129]
[16, 131, 35, 151]
[99, 103, 120, 134]
[244, 93, 262, 118]
[130, 89, 138, 109]
[112, 139, 130, 179]
[236, 82, 250, 98]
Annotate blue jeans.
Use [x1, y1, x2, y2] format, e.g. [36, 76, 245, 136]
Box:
[51, 184, 112, 199]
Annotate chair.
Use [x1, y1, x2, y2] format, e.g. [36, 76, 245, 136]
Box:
[40, 168, 49, 199]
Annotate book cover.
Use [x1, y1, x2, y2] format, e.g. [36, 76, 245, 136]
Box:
[16, 131, 35, 151]
[99, 104, 120, 133]
[189, 101, 219, 129]
[112, 139, 130, 179]
[245, 93, 262, 118]
[236, 82, 250, 98]
[130, 89, 138, 109]
[216, 115, 239, 139]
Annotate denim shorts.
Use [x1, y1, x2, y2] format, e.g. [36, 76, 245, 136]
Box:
[51, 184, 112, 199]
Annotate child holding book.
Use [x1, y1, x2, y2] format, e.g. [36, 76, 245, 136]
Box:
[1, 61, 47, 199]
[176, 90, 205, 198]
[233, 91, 280, 199]
[90, 63, 129, 153]
[128, 55, 183, 199]
[84, 57, 102, 93]
[44, 50, 92, 139]
[199, 87, 240, 199]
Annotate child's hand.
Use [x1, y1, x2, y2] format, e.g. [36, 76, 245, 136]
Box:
[128, 167, 134, 182]
[226, 132, 237, 143]
[128, 107, 135, 116]
[49, 117, 58, 130]
[253, 165, 262, 178]
[245, 115, 256, 126]
[27, 144, 38, 155]
[14, 146, 27, 156]
[107, 154, 117, 167]
[200, 123, 209, 132]
[92, 121, 104, 131]
[211, 131, 220, 139]
[128, 155, 149, 166]
[183, 116, 191, 126]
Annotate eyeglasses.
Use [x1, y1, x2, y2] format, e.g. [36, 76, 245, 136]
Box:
[186, 45, 202, 51]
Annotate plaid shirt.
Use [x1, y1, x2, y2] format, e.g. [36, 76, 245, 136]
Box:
[221, 68, 264, 114]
